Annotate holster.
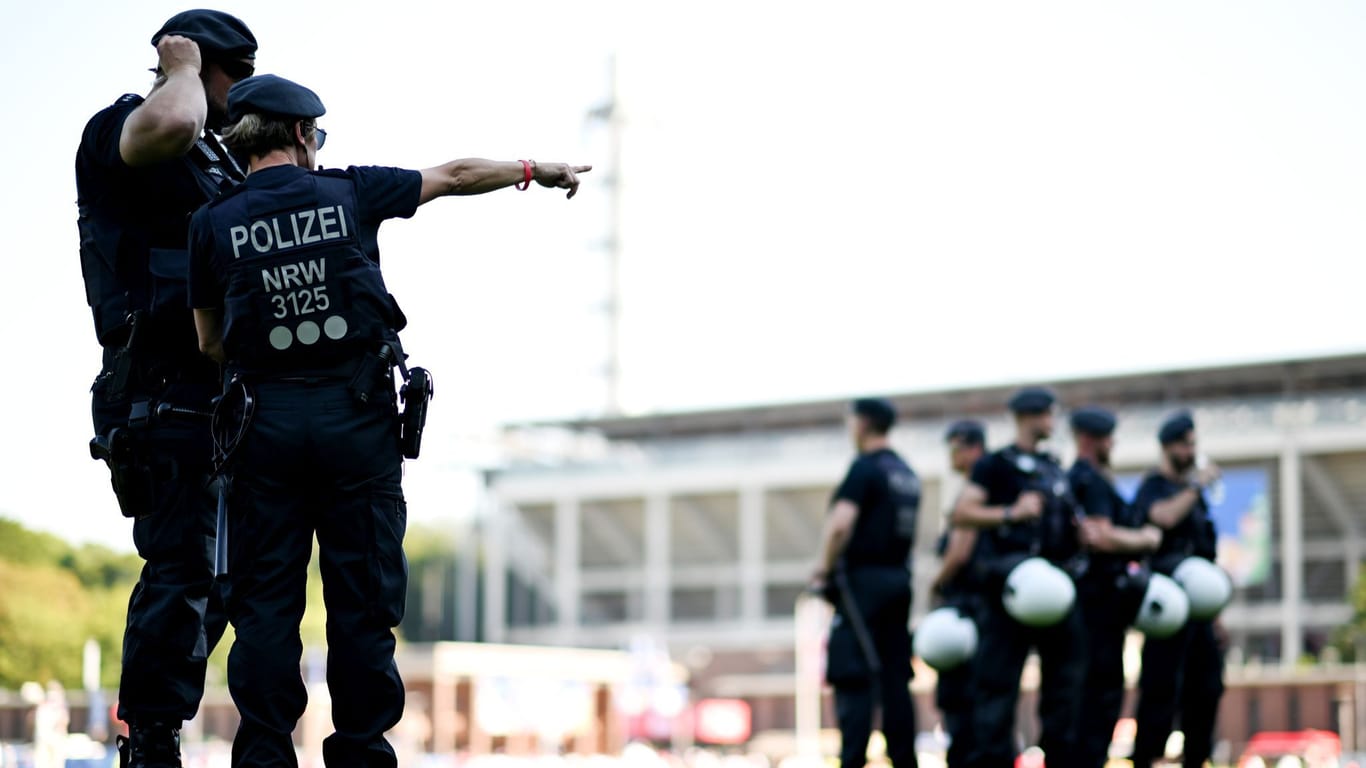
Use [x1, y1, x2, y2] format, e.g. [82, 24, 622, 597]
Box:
[89, 427, 155, 519]
[399, 367, 433, 459]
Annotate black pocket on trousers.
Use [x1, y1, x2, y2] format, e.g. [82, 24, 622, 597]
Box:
[825, 615, 872, 686]
[368, 490, 408, 626]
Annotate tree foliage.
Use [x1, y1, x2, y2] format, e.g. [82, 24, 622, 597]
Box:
[0, 515, 459, 692]
[0, 518, 140, 690]
[1332, 563, 1366, 662]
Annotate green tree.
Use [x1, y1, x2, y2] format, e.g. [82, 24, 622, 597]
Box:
[0, 517, 141, 689]
[0, 560, 92, 688]
[1332, 563, 1366, 662]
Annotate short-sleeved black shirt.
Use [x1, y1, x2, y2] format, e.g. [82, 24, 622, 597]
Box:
[969, 447, 1079, 563]
[831, 448, 920, 569]
[1132, 471, 1217, 572]
[1069, 458, 1136, 578]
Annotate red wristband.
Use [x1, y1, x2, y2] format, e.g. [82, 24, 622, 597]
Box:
[515, 160, 532, 191]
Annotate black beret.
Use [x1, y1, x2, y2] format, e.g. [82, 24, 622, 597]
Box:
[152, 9, 257, 60]
[1158, 411, 1195, 445]
[1008, 386, 1056, 415]
[852, 398, 896, 432]
[227, 75, 326, 124]
[1070, 406, 1116, 437]
[944, 419, 986, 446]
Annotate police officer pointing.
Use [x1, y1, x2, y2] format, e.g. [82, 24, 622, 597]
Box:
[811, 398, 920, 768]
[952, 387, 1087, 768]
[75, 10, 256, 767]
[1067, 407, 1162, 768]
[1130, 412, 1225, 768]
[930, 420, 986, 768]
[186, 75, 589, 767]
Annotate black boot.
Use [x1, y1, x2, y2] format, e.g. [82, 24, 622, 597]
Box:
[118, 722, 182, 768]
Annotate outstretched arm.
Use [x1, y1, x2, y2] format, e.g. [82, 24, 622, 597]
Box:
[418, 159, 591, 205]
[120, 36, 208, 167]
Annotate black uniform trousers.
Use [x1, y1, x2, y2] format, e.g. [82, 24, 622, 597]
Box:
[827, 566, 918, 768]
[1076, 579, 1129, 768]
[1131, 619, 1224, 768]
[225, 379, 407, 768]
[966, 597, 1087, 768]
[92, 373, 227, 725]
[933, 593, 979, 768]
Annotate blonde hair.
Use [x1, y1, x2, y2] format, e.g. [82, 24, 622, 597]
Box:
[221, 113, 315, 158]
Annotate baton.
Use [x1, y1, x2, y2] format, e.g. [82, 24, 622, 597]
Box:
[214, 478, 229, 578]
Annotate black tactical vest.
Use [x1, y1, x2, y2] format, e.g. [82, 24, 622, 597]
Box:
[77, 98, 244, 356]
[203, 171, 398, 375]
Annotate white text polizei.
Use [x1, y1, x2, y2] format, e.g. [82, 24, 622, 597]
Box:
[229, 205, 350, 259]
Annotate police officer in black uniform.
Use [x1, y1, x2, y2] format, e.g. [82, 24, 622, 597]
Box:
[952, 386, 1087, 768]
[930, 419, 986, 768]
[75, 10, 257, 767]
[810, 398, 920, 768]
[185, 75, 589, 768]
[1130, 412, 1225, 768]
[1067, 407, 1163, 768]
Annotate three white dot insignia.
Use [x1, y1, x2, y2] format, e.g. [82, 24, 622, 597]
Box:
[268, 315, 348, 350]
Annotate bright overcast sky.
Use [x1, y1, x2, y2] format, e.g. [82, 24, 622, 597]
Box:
[2, 1, 1365, 547]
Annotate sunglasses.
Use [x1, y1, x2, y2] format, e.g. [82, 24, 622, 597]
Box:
[313, 127, 327, 150]
[218, 58, 256, 80]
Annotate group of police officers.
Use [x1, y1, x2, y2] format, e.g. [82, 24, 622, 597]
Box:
[76, 9, 587, 768]
[73, 8, 1232, 768]
[817, 391, 1227, 767]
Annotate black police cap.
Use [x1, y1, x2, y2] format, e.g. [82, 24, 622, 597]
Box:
[944, 419, 986, 446]
[152, 9, 257, 60]
[852, 397, 896, 432]
[1158, 411, 1195, 445]
[227, 75, 327, 124]
[1070, 406, 1117, 437]
[1008, 386, 1056, 415]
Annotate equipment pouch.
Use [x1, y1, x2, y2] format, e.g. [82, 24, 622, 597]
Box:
[399, 367, 433, 459]
[349, 345, 393, 404]
[105, 311, 145, 403]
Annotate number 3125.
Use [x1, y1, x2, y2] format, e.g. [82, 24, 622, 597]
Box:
[271, 286, 330, 318]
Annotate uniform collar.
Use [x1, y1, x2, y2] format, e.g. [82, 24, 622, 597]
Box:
[245, 164, 310, 188]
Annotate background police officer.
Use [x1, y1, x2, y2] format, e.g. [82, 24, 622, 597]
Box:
[186, 74, 588, 768]
[952, 386, 1087, 768]
[930, 419, 987, 768]
[1067, 407, 1163, 768]
[810, 398, 920, 768]
[74, 10, 257, 767]
[1130, 412, 1225, 768]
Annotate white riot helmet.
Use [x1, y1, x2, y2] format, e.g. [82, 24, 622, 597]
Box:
[1132, 572, 1190, 638]
[1002, 557, 1076, 628]
[1173, 557, 1232, 620]
[914, 607, 978, 671]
